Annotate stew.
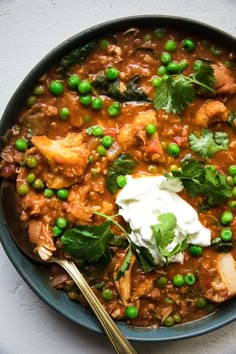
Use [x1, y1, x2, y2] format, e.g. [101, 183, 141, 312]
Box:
[1, 26, 236, 328]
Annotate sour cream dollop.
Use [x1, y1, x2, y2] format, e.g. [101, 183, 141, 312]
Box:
[116, 175, 211, 266]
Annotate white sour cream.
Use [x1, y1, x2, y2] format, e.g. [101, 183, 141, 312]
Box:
[116, 175, 211, 266]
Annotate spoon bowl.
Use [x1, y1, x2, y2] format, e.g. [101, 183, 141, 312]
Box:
[1, 179, 137, 354]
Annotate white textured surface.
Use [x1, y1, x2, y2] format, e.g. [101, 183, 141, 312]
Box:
[0, 1, 236, 353]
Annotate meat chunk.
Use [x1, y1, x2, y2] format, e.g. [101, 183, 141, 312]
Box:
[114, 252, 136, 306]
[212, 63, 236, 95]
[201, 253, 236, 303]
[28, 220, 56, 261]
[195, 100, 228, 127]
[31, 133, 90, 178]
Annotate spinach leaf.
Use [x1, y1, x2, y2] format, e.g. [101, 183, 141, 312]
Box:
[59, 41, 98, 72]
[106, 154, 136, 193]
[60, 221, 114, 262]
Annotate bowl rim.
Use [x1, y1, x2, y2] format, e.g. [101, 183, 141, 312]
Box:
[0, 15, 236, 342]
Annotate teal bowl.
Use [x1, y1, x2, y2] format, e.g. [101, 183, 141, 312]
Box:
[0, 15, 236, 342]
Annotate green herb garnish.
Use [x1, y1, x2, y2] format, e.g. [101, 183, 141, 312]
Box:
[106, 154, 136, 193]
[153, 64, 216, 114]
[189, 129, 229, 158]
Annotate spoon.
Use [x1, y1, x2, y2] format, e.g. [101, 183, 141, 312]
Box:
[1, 180, 137, 354]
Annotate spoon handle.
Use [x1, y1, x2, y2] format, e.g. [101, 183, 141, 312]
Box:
[52, 257, 137, 354]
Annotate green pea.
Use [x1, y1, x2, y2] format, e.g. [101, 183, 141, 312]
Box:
[172, 274, 184, 287]
[91, 126, 104, 136]
[15, 138, 28, 152]
[52, 225, 63, 237]
[67, 75, 81, 88]
[49, 80, 64, 96]
[57, 188, 69, 200]
[105, 67, 120, 80]
[160, 52, 172, 65]
[173, 313, 182, 323]
[164, 40, 177, 52]
[26, 156, 38, 169]
[33, 85, 44, 96]
[184, 273, 196, 286]
[220, 227, 233, 242]
[97, 145, 106, 157]
[26, 173, 36, 184]
[157, 65, 167, 76]
[88, 155, 94, 163]
[100, 135, 113, 148]
[17, 184, 29, 197]
[229, 201, 236, 208]
[144, 34, 152, 42]
[156, 276, 168, 288]
[179, 59, 188, 72]
[83, 115, 91, 123]
[167, 61, 180, 74]
[196, 297, 208, 308]
[92, 97, 103, 110]
[220, 211, 234, 225]
[164, 296, 174, 304]
[56, 217, 68, 229]
[228, 165, 236, 176]
[100, 39, 109, 49]
[78, 80, 91, 94]
[224, 60, 232, 69]
[44, 188, 54, 198]
[32, 178, 44, 190]
[167, 143, 181, 157]
[145, 123, 157, 135]
[67, 291, 78, 300]
[102, 289, 113, 301]
[108, 103, 120, 117]
[152, 76, 161, 88]
[189, 245, 203, 257]
[59, 107, 70, 120]
[164, 316, 174, 327]
[193, 60, 204, 72]
[79, 94, 92, 106]
[148, 165, 158, 174]
[154, 28, 166, 39]
[26, 95, 37, 107]
[182, 38, 195, 52]
[116, 175, 127, 188]
[211, 46, 221, 56]
[125, 305, 138, 319]
[227, 176, 234, 186]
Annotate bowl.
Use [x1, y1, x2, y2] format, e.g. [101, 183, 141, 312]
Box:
[0, 15, 236, 342]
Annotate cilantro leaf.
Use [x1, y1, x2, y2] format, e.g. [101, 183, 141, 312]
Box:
[168, 156, 231, 206]
[228, 111, 236, 130]
[192, 64, 216, 94]
[159, 237, 188, 263]
[199, 166, 232, 206]
[115, 248, 132, 280]
[152, 212, 177, 249]
[133, 244, 156, 272]
[171, 157, 205, 197]
[189, 129, 229, 158]
[60, 221, 114, 262]
[106, 154, 136, 193]
[153, 63, 215, 114]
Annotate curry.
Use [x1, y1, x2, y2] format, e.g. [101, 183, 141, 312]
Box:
[1, 26, 236, 328]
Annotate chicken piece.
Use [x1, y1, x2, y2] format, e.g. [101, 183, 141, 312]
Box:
[195, 100, 228, 127]
[212, 63, 236, 95]
[28, 220, 56, 261]
[131, 278, 154, 300]
[114, 252, 136, 306]
[201, 253, 236, 303]
[31, 133, 90, 178]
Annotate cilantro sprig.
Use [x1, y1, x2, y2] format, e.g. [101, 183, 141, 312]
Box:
[151, 213, 188, 263]
[169, 155, 231, 206]
[189, 129, 229, 159]
[153, 64, 216, 114]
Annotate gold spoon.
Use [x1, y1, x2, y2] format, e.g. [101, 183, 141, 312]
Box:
[1, 180, 137, 354]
